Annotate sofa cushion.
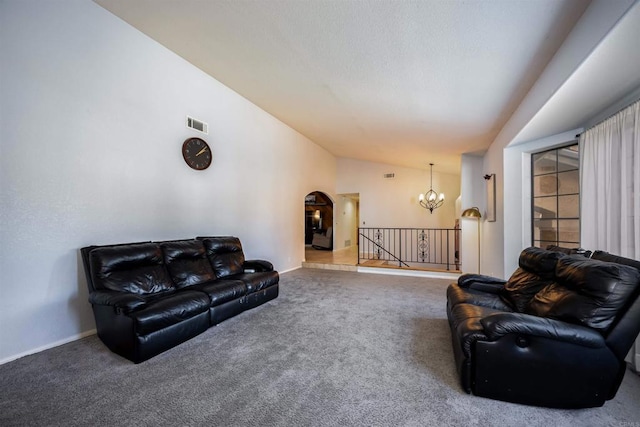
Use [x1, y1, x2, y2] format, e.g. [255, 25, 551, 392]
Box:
[500, 247, 565, 312]
[89, 243, 175, 294]
[518, 247, 565, 279]
[130, 290, 210, 335]
[546, 245, 592, 258]
[447, 284, 513, 312]
[189, 279, 248, 306]
[161, 240, 216, 288]
[457, 274, 507, 291]
[227, 271, 279, 293]
[527, 256, 640, 332]
[591, 250, 640, 270]
[199, 237, 245, 278]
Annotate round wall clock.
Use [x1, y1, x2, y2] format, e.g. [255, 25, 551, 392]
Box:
[182, 137, 212, 170]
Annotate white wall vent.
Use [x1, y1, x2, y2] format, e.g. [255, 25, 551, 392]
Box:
[383, 173, 395, 179]
[186, 116, 208, 134]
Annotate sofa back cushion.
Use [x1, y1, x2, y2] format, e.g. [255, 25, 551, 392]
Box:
[546, 245, 592, 258]
[592, 250, 640, 270]
[500, 247, 565, 312]
[199, 237, 245, 278]
[526, 256, 640, 332]
[89, 242, 175, 294]
[161, 240, 216, 288]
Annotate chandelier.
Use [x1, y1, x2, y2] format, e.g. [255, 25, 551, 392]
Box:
[419, 163, 445, 213]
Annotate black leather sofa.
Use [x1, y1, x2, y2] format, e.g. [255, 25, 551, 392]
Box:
[447, 247, 640, 408]
[81, 236, 279, 363]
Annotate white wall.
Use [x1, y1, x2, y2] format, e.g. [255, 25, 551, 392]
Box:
[460, 154, 484, 274]
[336, 157, 460, 229]
[481, 143, 506, 278]
[477, 0, 635, 278]
[0, 0, 336, 362]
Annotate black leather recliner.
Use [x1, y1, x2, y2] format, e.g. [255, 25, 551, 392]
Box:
[81, 237, 279, 363]
[447, 247, 640, 408]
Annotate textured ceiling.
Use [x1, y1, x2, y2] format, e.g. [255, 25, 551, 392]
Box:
[94, 0, 591, 174]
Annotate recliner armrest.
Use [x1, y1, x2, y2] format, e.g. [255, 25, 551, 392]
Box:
[457, 274, 506, 293]
[243, 259, 274, 273]
[88, 290, 147, 313]
[480, 312, 605, 348]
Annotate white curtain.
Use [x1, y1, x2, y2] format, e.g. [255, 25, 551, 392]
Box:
[580, 100, 640, 373]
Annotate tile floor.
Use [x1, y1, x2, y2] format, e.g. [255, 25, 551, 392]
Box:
[302, 246, 358, 271]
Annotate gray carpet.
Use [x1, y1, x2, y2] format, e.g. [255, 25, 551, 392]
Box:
[1, 269, 639, 426]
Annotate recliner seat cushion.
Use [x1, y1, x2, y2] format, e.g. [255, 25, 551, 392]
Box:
[200, 237, 245, 278]
[130, 290, 210, 335]
[89, 243, 174, 294]
[500, 247, 565, 312]
[161, 240, 216, 288]
[189, 279, 248, 306]
[527, 256, 640, 332]
[227, 271, 279, 293]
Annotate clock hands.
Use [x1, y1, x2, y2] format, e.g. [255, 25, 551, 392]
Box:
[182, 137, 212, 170]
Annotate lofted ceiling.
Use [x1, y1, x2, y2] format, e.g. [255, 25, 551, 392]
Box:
[513, 1, 640, 145]
[94, 0, 638, 174]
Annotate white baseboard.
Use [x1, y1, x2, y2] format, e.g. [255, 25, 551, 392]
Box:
[280, 265, 302, 274]
[0, 329, 97, 365]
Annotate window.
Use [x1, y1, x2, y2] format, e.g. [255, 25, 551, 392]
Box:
[531, 144, 580, 249]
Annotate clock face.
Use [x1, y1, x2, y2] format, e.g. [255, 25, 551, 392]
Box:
[182, 137, 212, 170]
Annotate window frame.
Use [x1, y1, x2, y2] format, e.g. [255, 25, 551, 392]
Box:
[531, 142, 580, 249]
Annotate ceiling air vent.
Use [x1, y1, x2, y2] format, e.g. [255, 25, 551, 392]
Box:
[383, 173, 395, 179]
[186, 116, 208, 134]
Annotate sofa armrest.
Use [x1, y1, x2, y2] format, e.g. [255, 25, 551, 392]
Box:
[480, 312, 605, 348]
[457, 274, 506, 293]
[243, 259, 274, 273]
[88, 290, 147, 313]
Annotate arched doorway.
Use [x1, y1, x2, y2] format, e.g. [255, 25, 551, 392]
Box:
[304, 191, 333, 248]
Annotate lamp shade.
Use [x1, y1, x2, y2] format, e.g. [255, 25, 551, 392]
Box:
[461, 207, 482, 218]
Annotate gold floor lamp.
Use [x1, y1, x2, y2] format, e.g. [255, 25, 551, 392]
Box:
[461, 207, 482, 273]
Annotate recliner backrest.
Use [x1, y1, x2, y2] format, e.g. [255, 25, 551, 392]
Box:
[161, 239, 216, 288]
[526, 255, 640, 334]
[198, 236, 245, 278]
[88, 242, 175, 294]
[500, 247, 565, 312]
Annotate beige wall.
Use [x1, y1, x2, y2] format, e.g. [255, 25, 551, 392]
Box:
[336, 158, 460, 230]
